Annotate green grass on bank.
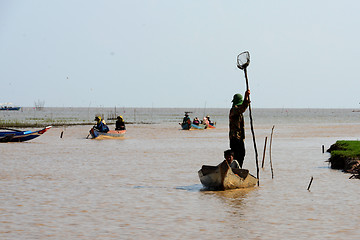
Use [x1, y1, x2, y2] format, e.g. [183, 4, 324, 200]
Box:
[329, 141, 360, 158]
[328, 140, 360, 170]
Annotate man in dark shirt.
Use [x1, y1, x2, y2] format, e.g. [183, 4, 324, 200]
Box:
[115, 116, 126, 130]
[229, 90, 250, 168]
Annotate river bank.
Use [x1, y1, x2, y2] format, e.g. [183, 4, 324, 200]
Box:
[327, 140, 360, 179]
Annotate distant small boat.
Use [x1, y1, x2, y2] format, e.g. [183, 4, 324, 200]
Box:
[180, 123, 207, 130]
[0, 105, 21, 111]
[0, 126, 52, 142]
[89, 127, 126, 139]
[198, 160, 258, 190]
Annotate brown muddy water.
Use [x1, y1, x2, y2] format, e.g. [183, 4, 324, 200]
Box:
[1, 108, 360, 239]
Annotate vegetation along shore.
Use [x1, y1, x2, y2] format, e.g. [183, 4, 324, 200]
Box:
[327, 140, 360, 179]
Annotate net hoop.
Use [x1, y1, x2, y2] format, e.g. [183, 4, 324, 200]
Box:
[237, 51, 250, 70]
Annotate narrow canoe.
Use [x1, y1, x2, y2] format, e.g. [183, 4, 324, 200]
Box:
[89, 128, 126, 139]
[0, 126, 52, 142]
[180, 123, 207, 130]
[198, 160, 258, 190]
[0, 106, 21, 111]
[190, 123, 207, 130]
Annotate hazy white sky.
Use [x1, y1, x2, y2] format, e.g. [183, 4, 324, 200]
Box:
[0, 0, 359, 108]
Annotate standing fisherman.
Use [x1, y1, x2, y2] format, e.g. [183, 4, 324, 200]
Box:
[229, 90, 250, 168]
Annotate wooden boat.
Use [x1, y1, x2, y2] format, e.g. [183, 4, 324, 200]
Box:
[190, 123, 207, 130]
[0, 126, 51, 142]
[198, 160, 258, 190]
[0, 106, 21, 111]
[89, 127, 126, 139]
[180, 123, 207, 130]
[0, 103, 21, 111]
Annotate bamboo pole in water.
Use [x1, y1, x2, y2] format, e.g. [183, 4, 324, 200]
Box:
[307, 176, 314, 190]
[261, 136, 268, 168]
[269, 125, 275, 179]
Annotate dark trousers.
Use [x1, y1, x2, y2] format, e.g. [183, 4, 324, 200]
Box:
[230, 138, 245, 168]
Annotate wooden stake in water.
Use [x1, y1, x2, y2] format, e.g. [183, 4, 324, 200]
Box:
[269, 125, 275, 179]
[60, 131, 64, 138]
[261, 136, 268, 168]
[307, 176, 314, 191]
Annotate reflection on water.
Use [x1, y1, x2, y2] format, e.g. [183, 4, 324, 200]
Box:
[200, 188, 255, 214]
[1, 109, 360, 239]
[175, 184, 203, 192]
[202, 188, 255, 199]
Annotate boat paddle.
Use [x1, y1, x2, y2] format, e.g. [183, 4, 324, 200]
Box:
[237, 51, 260, 186]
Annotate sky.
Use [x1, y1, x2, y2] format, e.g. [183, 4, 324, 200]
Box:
[0, 0, 359, 109]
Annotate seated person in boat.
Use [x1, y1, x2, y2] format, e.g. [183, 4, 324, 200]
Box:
[192, 117, 200, 125]
[224, 149, 241, 169]
[206, 115, 213, 125]
[94, 116, 109, 132]
[115, 115, 126, 130]
[202, 116, 209, 125]
[182, 113, 191, 129]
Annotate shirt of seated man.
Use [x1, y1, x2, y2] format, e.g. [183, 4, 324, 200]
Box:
[224, 149, 241, 169]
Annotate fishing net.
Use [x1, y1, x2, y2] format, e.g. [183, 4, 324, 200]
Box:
[237, 51, 250, 69]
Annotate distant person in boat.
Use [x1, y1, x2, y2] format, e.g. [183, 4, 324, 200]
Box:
[206, 115, 213, 125]
[115, 115, 126, 130]
[223, 149, 241, 169]
[202, 116, 209, 125]
[94, 116, 109, 133]
[193, 117, 200, 125]
[229, 90, 250, 168]
[182, 113, 191, 129]
[183, 113, 191, 124]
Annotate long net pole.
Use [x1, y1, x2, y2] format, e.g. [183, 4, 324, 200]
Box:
[244, 68, 260, 186]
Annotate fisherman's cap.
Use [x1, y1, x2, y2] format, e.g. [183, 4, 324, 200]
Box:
[232, 93, 243, 106]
